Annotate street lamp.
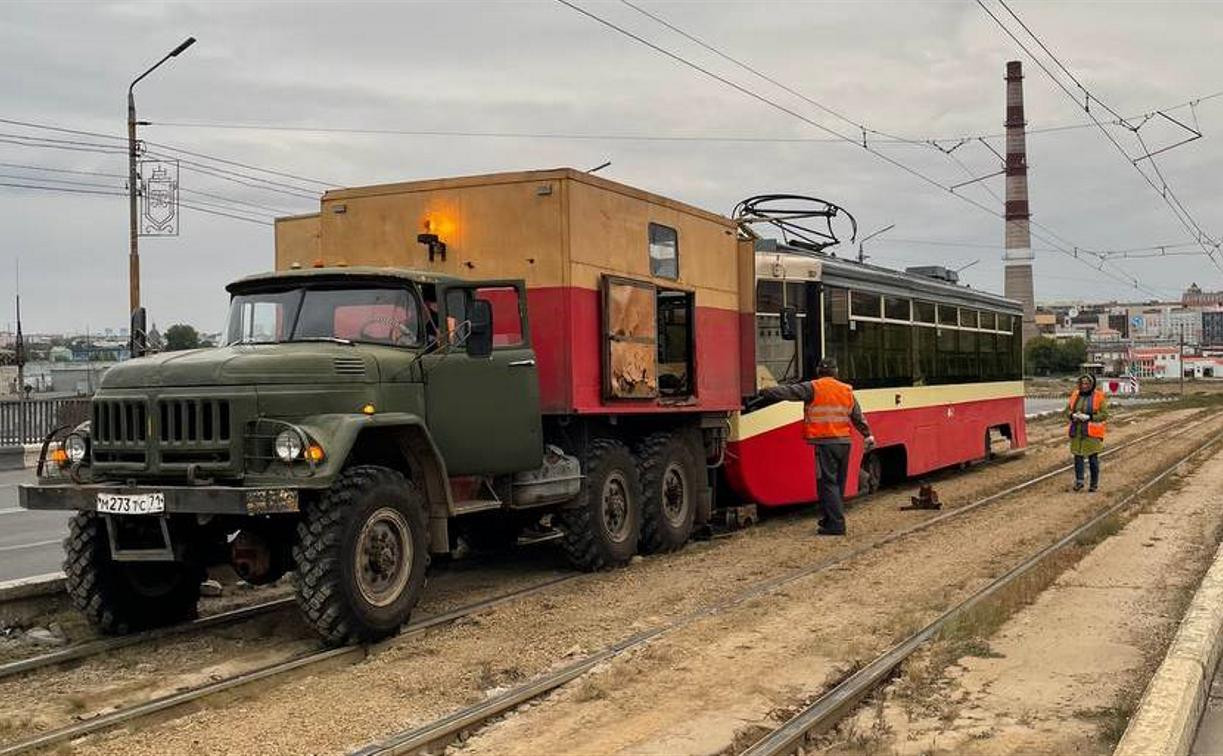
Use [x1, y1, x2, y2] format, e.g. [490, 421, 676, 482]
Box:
[127, 36, 195, 357]
[857, 223, 895, 264]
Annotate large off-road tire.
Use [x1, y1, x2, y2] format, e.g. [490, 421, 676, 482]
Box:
[63, 512, 203, 635]
[293, 465, 430, 646]
[558, 439, 642, 571]
[636, 431, 700, 554]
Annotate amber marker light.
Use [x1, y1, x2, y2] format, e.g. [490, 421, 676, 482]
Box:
[50, 448, 69, 466]
[305, 444, 325, 463]
[361, 403, 376, 415]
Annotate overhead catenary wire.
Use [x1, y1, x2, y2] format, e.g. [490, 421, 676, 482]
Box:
[554, 0, 1160, 297]
[976, 0, 1223, 273]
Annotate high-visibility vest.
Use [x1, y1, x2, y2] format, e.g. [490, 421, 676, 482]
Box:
[803, 377, 855, 441]
[1067, 389, 1107, 440]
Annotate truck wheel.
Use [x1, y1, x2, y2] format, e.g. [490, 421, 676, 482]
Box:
[558, 439, 641, 571]
[63, 512, 202, 635]
[293, 465, 429, 646]
[636, 432, 699, 554]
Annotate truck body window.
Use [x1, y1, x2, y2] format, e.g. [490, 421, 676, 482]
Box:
[648, 223, 678, 279]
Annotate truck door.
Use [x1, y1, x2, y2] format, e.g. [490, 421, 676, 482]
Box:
[421, 282, 543, 476]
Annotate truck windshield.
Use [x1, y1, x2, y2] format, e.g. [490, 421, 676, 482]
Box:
[225, 287, 422, 347]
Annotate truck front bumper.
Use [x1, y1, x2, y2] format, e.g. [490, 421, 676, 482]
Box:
[19, 483, 301, 516]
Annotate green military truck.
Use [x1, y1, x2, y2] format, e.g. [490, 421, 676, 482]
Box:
[21, 170, 750, 644]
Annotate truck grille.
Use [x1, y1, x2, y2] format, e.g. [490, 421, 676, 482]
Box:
[92, 400, 148, 444]
[158, 399, 231, 444]
[91, 397, 236, 470]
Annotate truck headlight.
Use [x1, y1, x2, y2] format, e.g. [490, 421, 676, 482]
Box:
[274, 430, 304, 462]
[63, 433, 89, 464]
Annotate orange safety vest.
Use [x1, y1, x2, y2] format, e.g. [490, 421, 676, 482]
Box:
[1067, 389, 1106, 440]
[803, 377, 856, 441]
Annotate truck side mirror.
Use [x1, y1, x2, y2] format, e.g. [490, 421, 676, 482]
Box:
[779, 306, 798, 341]
[467, 299, 494, 358]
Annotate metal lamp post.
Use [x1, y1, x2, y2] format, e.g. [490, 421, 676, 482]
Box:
[127, 36, 195, 357]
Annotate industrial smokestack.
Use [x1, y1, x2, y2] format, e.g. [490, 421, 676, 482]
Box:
[1003, 60, 1038, 345]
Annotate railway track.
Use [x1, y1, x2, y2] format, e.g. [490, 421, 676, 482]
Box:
[740, 428, 1223, 756]
[0, 407, 1209, 754]
[346, 410, 1223, 756]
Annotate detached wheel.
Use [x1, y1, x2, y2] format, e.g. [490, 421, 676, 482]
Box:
[63, 512, 202, 635]
[636, 432, 700, 553]
[558, 439, 641, 570]
[858, 451, 882, 496]
[294, 465, 429, 646]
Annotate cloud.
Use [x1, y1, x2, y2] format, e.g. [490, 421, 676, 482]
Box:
[1, 0, 1220, 333]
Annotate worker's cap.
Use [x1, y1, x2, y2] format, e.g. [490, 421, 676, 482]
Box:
[817, 358, 838, 372]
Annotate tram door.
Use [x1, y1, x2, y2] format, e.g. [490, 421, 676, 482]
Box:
[804, 282, 824, 379]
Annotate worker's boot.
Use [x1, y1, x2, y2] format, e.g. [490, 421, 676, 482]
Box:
[1073, 480, 1084, 492]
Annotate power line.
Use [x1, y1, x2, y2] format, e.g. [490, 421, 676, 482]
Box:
[0, 161, 126, 180]
[556, 0, 1159, 296]
[0, 181, 124, 198]
[977, 0, 1222, 273]
[0, 172, 119, 191]
[0, 116, 328, 198]
[144, 93, 1223, 147]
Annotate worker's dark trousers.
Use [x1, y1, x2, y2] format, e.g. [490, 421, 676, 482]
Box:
[815, 442, 851, 533]
[1073, 454, 1100, 488]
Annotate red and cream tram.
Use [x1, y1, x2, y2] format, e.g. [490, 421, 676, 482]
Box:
[724, 240, 1026, 508]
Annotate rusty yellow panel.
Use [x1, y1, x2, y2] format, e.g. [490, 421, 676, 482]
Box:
[318, 178, 566, 286]
[274, 214, 321, 270]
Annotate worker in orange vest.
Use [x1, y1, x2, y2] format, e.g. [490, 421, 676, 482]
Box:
[758, 358, 875, 535]
[1067, 373, 1109, 492]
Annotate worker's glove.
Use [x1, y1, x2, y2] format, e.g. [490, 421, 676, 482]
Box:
[1072, 412, 1089, 422]
[864, 435, 877, 450]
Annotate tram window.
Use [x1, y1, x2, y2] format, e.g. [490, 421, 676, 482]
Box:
[914, 301, 936, 324]
[997, 313, 1012, 333]
[959, 330, 979, 381]
[937, 305, 959, 327]
[649, 223, 678, 279]
[757, 313, 802, 384]
[847, 320, 882, 386]
[756, 281, 784, 313]
[851, 291, 881, 319]
[962, 310, 980, 329]
[827, 287, 850, 325]
[937, 324, 957, 381]
[883, 324, 913, 383]
[979, 331, 999, 380]
[885, 296, 911, 321]
[915, 325, 937, 385]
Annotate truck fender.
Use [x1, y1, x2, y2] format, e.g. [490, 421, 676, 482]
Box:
[298, 413, 452, 553]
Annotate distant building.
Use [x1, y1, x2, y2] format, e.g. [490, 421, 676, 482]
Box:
[1204, 311, 1223, 346]
[1183, 283, 1223, 307]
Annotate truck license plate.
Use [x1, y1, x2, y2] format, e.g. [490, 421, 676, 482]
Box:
[96, 492, 165, 515]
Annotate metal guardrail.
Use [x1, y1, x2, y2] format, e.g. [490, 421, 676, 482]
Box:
[0, 397, 90, 445]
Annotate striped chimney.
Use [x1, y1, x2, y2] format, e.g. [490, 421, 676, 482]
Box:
[1003, 60, 1038, 344]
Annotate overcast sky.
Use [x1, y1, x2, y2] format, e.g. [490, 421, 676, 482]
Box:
[1, 0, 1221, 335]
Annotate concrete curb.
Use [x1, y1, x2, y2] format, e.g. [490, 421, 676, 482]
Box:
[1114, 537, 1223, 756]
[0, 572, 66, 603]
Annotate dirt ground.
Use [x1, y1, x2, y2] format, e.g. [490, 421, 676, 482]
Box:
[0, 405, 1210, 754]
[818, 435, 1223, 755]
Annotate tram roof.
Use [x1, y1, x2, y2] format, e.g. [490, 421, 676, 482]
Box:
[754, 241, 1023, 315]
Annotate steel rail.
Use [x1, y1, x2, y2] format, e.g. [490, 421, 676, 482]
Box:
[349, 410, 1223, 756]
[742, 429, 1223, 756]
[0, 596, 295, 681]
[0, 574, 578, 756]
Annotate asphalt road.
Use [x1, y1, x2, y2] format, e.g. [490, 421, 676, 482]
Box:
[0, 469, 70, 583]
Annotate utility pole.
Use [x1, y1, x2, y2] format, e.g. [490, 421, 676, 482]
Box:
[127, 36, 196, 358]
[13, 260, 24, 398]
[857, 223, 895, 264]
